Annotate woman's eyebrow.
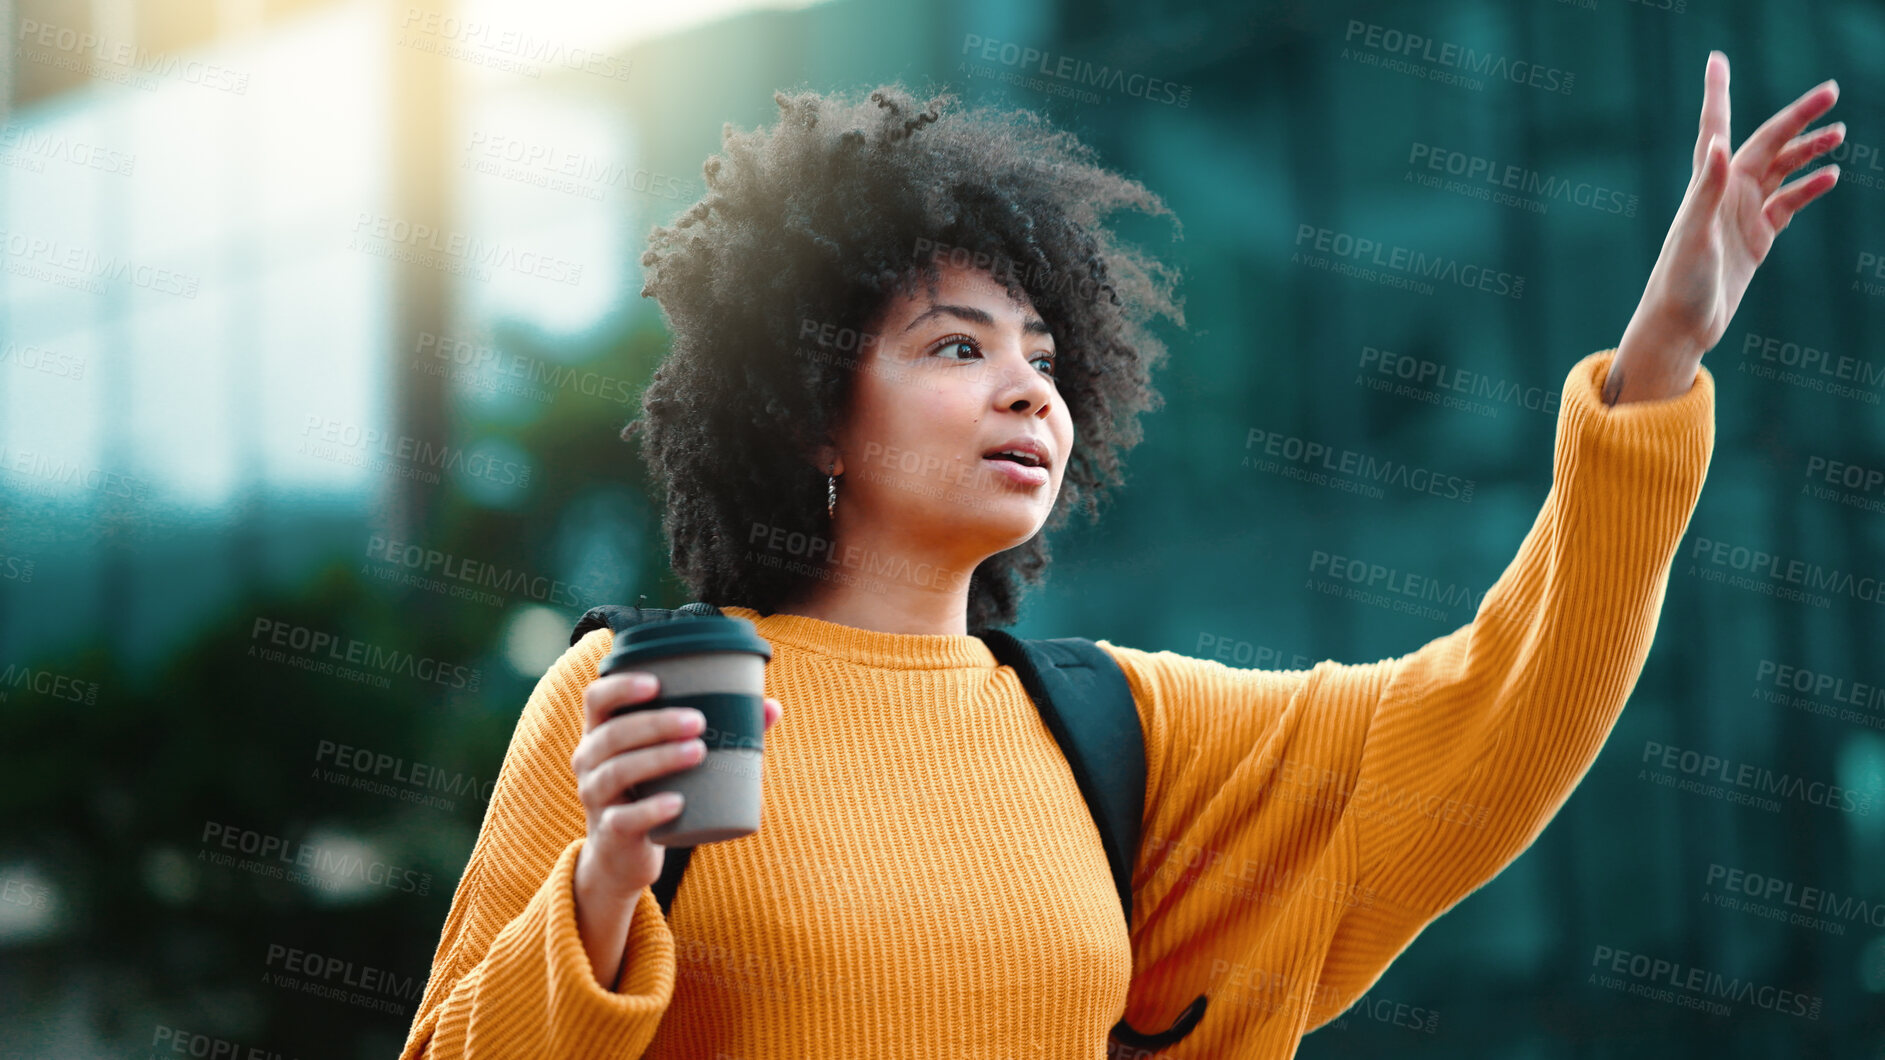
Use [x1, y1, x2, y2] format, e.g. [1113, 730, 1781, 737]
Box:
[902, 303, 1053, 336]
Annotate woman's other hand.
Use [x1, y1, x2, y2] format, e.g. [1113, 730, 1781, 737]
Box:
[1612, 51, 1842, 404]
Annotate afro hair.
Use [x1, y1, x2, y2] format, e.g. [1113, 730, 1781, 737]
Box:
[627, 83, 1183, 631]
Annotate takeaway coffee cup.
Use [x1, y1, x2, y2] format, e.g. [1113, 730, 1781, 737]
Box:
[597, 613, 772, 846]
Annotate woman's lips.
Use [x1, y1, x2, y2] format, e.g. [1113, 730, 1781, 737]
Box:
[983, 457, 1049, 487]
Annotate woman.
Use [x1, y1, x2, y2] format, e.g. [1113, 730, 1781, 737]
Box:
[402, 53, 1842, 1058]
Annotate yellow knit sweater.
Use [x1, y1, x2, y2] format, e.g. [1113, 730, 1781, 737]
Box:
[401, 348, 1715, 1059]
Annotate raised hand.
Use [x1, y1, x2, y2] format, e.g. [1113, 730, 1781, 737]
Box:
[1610, 51, 1843, 404]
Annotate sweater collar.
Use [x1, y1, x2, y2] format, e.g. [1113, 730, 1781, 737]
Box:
[719, 605, 998, 671]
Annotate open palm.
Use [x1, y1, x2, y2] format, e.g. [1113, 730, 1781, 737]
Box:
[1636, 51, 1842, 359]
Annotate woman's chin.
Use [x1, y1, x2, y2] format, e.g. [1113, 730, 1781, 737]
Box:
[959, 500, 1052, 548]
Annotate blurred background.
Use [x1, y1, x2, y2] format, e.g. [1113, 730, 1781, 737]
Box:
[2, 0, 1882, 1056]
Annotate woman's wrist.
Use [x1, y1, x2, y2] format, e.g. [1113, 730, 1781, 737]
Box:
[1610, 312, 1707, 405]
[572, 844, 637, 991]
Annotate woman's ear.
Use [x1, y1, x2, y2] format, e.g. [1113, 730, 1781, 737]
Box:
[805, 441, 843, 477]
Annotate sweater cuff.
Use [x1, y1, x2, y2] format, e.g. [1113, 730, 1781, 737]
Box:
[1566, 347, 1714, 430]
[1558, 349, 1716, 484]
[542, 838, 676, 1050]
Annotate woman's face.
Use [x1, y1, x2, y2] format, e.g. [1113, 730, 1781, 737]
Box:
[827, 261, 1074, 565]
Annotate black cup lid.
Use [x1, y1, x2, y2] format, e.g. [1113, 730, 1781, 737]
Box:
[603, 613, 772, 668]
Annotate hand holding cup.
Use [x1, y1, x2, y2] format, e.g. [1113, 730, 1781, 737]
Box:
[570, 671, 781, 904]
[568, 613, 776, 989]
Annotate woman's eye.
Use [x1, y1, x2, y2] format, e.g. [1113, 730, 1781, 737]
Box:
[935, 337, 980, 361]
[1032, 354, 1057, 377]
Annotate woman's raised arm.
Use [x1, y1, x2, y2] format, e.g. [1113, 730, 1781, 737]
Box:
[1101, 346, 1714, 1051]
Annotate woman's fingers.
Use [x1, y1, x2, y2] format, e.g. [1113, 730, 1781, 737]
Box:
[597, 797, 686, 843]
[1693, 51, 1730, 176]
[582, 671, 661, 731]
[1764, 165, 1841, 234]
[573, 693, 780, 778]
[1704, 135, 1730, 201]
[1679, 134, 1731, 229]
[574, 696, 781, 811]
[1767, 123, 1845, 194]
[1736, 78, 1839, 179]
[571, 703, 700, 777]
[577, 738, 705, 810]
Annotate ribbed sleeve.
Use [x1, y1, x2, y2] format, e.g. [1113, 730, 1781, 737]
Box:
[400, 629, 677, 1059]
[1098, 349, 1715, 1054]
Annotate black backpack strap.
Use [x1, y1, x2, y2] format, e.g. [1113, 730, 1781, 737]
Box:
[571, 601, 723, 646]
[571, 604, 639, 646]
[570, 603, 721, 932]
[978, 633, 1144, 921]
[979, 631, 1210, 1052]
